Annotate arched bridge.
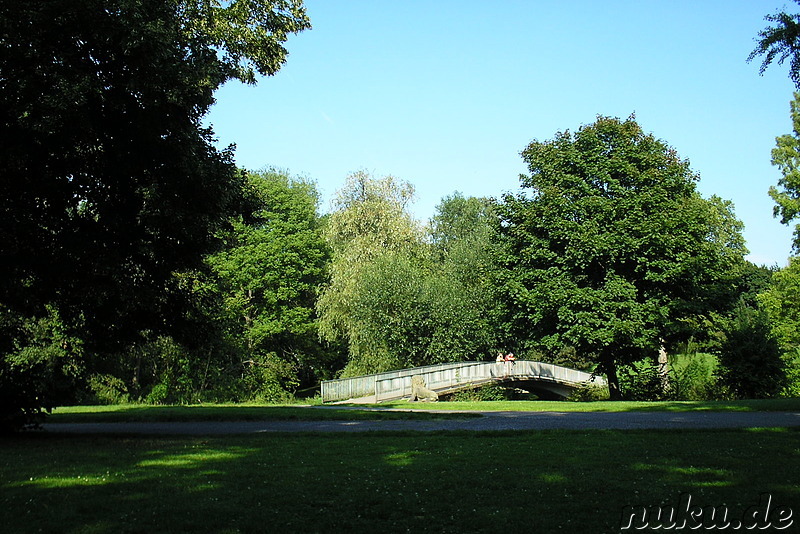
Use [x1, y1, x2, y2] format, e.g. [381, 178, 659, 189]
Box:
[320, 360, 607, 404]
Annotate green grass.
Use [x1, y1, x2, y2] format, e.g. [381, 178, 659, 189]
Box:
[373, 397, 800, 413]
[48, 404, 479, 423]
[2, 428, 799, 532]
[46, 398, 800, 426]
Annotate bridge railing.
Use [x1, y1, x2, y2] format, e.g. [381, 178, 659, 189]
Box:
[322, 360, 606, 403]
[320, 361, 487, 403]
[375, 362, 487, 402]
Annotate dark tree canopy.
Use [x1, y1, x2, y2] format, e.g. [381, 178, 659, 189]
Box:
[498, 116, 747, 398]
[717, 304, 786, 399]
[0, 0, 309, 427]
[0, 0, 309, 347]
[748, 0, 800, 88]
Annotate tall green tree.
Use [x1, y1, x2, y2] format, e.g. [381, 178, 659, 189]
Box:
[317, 172, 428, 375]
[206, 170, 332, 399]
[497, 116, 747, 398]
[428, 193, 503, 359]
[748, 0, 800, 88]
[759, 257, 800, 396]
[318, 182, 506, 377]
[0, 0, 309, 427]
[770, 92, 800, 253]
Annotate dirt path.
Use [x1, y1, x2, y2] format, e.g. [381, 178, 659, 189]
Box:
[41, 410, 800, 435]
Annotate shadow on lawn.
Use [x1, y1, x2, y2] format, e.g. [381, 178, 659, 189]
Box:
[48, 405, 480, 424]
[2, 429, 799, 532]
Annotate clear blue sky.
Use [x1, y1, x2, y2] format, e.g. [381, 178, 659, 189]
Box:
[206, 0, 797, 267]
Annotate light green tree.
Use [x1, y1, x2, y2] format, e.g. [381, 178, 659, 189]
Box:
[319, 180, 509, 377]
[770, 93, 800, 253]
[317, 172, 428, 375]
[759, 257, 800, 395]
[206, 169, 331, 400]
[427, 193, 503, 360]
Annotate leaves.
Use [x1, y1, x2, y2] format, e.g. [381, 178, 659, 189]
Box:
[747, 1, 800, 88]
[317, 174, 502, 375]
[206, 169, 330, 392]
[770, 92, 800, 253]
[0, 1, 310, 426]
[498, 116, 747, 393]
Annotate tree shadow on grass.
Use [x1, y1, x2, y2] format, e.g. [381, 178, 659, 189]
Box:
[49, 405, 479, 424]
[2, 428, 799, 532]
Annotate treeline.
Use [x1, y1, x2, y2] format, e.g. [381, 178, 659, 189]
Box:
[10, 134, 800, 416]
[4, 1, 800, 430]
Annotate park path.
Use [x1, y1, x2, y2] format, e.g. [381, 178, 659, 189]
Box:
[41, 410, 800, 435]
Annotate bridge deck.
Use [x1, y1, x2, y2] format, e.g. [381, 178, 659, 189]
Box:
[321, 361, 606, 404]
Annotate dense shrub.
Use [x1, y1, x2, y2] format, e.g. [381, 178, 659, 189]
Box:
[669, 353, 719, 401]
[450, 382, 511, 401]
[618, 360, 669, 401]
[567, 383, 610, 402]
[716, 305, 786, 399]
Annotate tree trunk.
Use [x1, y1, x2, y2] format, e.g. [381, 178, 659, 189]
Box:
[604, 356, 622, 400]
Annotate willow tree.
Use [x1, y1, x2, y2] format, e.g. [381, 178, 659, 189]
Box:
[318, 176, 506, 377]
[497, 116, 747, 398]
[317, 172, 428, 375]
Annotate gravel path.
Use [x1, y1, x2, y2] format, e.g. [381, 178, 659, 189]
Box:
[41, 410, 800, 435]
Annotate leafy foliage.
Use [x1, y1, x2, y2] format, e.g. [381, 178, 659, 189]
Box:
[427, 194, 503, 361]
[81, 170, 334, 404]
[0, 0, 309, 428]
[317, 172, 428, 375]
[497, 116, 747, 397]
[716, 304, 786, 399]
[207, 169, 333, 397]
[318, 176, 504, 376]
[759, 257, 800, 396]
[449, 382, 511, 402]
[0, 306, 84, 430]
[748, 1, 800, 88]
[769, 93, 800, 253]
[668, 352, 719, 401]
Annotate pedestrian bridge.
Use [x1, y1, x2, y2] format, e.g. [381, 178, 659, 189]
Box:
[320, 360, 607, 404]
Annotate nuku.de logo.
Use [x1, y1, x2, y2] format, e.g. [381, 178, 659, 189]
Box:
[620, 493, 793, 530]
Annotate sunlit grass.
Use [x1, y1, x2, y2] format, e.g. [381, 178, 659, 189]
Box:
[374, 398, 800, 412]
[48, 403, 479, 423]
[2, 428, 798, 532]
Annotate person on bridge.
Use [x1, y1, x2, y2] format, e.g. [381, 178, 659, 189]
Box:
[496, 352, 505, 363]
[501, 352, 515, 377]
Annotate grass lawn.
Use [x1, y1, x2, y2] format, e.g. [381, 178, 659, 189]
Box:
[48, 404, 479, 423]
[375, 397, 800, 413]
[2, 428, 799, 533]
[47, 398, 800, 426]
